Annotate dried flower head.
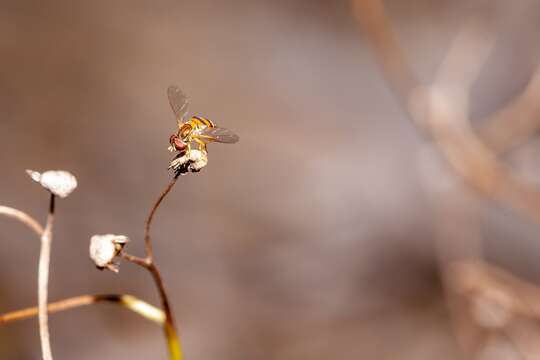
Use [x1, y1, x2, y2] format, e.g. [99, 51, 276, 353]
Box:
[26, 170, 78, 198]
[89, 234, 129, 273]
[168, 149, 208, 175]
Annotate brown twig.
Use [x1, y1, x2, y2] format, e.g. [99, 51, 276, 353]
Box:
[38, 194, 55, 360]
[0, 294, 165, 325]
[121, 252, 149, 268]
[0, 205, 44, 236]
[144, 176, 179, 262]
[120, 253, 175, 328]
[122, 174, 182, 360]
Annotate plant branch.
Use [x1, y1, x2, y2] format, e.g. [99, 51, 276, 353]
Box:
[144, 176, 179, 262]
[38, 194, 55, 360]
[121, 251, 181, 360]
[148, 262, 181, 360]
[0, 205, 44, 236]
[121, 252, 150, 268]
[0, 294, 165, 325]
[121, 253, 174, 321]
[123, 174, 182, 360]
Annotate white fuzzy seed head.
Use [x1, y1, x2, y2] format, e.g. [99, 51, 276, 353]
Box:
[188, 149, 204, 161]
[191, 155, 208, 171]
[168, 149, 209, 174]
[26, 170, 78, 198]
[89, 234, 129, 272]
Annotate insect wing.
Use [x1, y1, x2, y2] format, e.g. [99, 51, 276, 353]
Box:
[167, 86, 190, 126]
[197, 126, 239, 144]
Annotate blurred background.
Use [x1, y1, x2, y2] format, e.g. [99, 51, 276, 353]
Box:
[1, 0, 540, 359]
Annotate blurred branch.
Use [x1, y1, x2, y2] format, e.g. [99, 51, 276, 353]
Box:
[480, 67, 540, 153]
[350, 0, 418, 110]
[451, 261, 540, 324]
[351, 0, 540, 155]
[448, 258, 540, 357]
[0, 294, 165, 325]
[0, 205, 44, 236]
[351, 0, 540, 225]
[351, 1, 540, 357]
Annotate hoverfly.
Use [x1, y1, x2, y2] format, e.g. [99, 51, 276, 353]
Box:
[167, 86, 239, 153]
[166, 86, 239, 174]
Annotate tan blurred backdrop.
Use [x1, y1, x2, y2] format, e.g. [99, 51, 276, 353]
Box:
[1, 0, 540, 359]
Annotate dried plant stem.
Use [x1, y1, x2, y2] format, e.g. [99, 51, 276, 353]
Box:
[121, 252, 182, 360]
[0, 205, 44, 236]
[144, 176, 179, 261]
[119, 254, 174, 322]
[0, 294, 165, 325]
[38, 194, 55, 360]
[149, 263, 181, 360]
[123, 175, 182, 360]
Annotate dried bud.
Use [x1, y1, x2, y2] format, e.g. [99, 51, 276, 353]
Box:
[26, 170, 78, 198]
[168, 149, 208, 175]
[89, 234, 129, 273]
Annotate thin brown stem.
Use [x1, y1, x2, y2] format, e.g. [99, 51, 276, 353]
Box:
[0, 205, 44, 236]
[38, 194, 55, 360]
[147, 263, 175, 328]
[0, 294, 165, 325]
[147, 262, 180, 358]
[121, 251, 180, 359]
[121, 252, 150, 268]
[144, 176, 179, 262]
[123, 175, 182, 359]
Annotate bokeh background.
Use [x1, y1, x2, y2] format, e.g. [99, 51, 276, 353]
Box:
[1, 0, 540, 359]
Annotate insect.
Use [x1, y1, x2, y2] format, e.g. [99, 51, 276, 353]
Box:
[167, 86, 239, 155]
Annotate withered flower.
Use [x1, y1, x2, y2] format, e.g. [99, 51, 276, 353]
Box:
[168, 149, 208, 175]
[89, 234, 129, 273]
[26, 170, 78, 198]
